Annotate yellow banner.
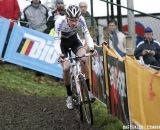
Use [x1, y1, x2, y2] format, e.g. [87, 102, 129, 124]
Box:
[103, 45, 109, 96]
[125, 56, 160, 127]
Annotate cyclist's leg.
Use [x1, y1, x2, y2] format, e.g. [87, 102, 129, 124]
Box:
[79, 42, 91, 92]
[72, 34, 95, 100]
[60, 41, 72, 95]
[76, 47, 95, 101]
[71, 35, 88, 79]
[60, 38, 73, 109]
[72, 38, 89, 80]
[62, 60, 71, 95]
[61, 61, 73, 109]
[76, 47, 88, 76]
[76, 48, 90, 89]
[79, 45, 95, 100]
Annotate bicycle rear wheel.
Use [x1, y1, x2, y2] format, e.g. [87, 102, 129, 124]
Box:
[71, 77, 83, 122]
[79, 74, 93, 125]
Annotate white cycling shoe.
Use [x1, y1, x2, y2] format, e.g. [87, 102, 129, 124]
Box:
[88, 91, 96, 102]
[66, 96, 73, 110]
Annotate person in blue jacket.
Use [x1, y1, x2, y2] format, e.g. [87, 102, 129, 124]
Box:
[134, 27, 160, 69]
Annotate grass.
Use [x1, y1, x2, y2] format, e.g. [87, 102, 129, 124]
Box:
[0, 63, 66, 97]
[92, 101, 123, 130]
[0, 63, 123, 130]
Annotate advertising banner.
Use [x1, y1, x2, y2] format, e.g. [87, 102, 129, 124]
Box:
[91, 45, 107, 104]
[125, 56, 160, 129]
[4, 24, 63, 78]
[107, 55, 129, 125]
[0, 17, 10, 58]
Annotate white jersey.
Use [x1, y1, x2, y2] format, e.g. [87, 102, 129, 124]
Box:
[54, 15, 94, 54]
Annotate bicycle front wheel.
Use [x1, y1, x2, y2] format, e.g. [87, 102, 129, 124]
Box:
[71, 77, 83, 122]
[79, 74, 93, 125]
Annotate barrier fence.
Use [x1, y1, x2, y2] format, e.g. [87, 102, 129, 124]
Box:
[91, 43, 160, 129]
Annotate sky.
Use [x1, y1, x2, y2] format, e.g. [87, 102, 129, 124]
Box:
[18, 0, 160, 17]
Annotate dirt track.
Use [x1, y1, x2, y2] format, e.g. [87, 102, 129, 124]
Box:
[0, 89, 101, 130]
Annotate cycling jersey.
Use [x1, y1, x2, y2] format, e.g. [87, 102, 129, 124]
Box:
[60, 34, 83, 58]
[54, 15, 94, 54]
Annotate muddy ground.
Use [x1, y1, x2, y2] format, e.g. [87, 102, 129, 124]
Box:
[0, 89, 102, 130]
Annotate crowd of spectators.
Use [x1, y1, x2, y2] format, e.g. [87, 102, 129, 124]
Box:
[0, 0, 160, 71]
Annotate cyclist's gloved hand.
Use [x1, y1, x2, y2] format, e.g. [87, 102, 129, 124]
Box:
[58, 54, 65, 63]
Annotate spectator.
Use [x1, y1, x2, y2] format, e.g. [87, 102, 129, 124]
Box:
[46, 0, 66, 35]
[47, 0, 66, 81]
[108, 19, 126, 57]
[78, 1, 97, 42]
[20, 0, 50, 82]
[20, 0, 49, 33]
[52, 0, 65, 21]
[134, 27, 160, 68]
[0, 0, 20, 28]
[0, 0, 20, 58]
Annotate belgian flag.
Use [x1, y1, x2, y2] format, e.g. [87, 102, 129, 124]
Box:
[17, 38, 34, 55]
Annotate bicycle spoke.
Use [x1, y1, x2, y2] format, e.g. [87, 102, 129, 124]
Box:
[71, 77, 83, 122]
[79, 75, 93, 125]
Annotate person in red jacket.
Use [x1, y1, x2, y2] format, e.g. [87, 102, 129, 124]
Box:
[0, 0, 20, 58]
[0, 0, 20, 28]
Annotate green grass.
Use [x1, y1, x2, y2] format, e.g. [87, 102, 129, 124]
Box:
[0, 63, 123, 130]
[0, 63, 66, 97]
[92, 101, 123, 130]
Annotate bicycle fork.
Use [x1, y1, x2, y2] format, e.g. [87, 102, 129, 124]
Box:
[75, 74, 85, 104]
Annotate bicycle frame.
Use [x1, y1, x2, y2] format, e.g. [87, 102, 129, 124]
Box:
[69, 56, 85, 103]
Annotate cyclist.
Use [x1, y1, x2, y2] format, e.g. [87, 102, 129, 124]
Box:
[54, 5, 95, 109]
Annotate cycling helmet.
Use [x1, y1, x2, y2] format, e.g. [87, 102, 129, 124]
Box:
[66, 5, 81, 18]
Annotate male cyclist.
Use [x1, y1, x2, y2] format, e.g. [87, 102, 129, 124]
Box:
[54, 5, 95, 109]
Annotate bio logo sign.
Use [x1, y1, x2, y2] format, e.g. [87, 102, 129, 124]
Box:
[17, 33, 58, 64]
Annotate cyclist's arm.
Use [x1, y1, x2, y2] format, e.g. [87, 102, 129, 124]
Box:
[53, 17, 62, 55]
[84, 31, 94, 49]
[79, 16, 94, 50]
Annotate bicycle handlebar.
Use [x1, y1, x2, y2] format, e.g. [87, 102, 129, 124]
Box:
[65, 53, 92, 61]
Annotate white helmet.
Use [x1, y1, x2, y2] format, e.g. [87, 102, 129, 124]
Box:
[66, 5, 81, 18]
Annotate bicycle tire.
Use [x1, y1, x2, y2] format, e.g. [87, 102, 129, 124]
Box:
[78, 74, 93, 125]
[70, 77, 83, 122]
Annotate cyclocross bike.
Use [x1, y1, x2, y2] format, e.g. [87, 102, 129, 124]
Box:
[67, 48, 93, 125]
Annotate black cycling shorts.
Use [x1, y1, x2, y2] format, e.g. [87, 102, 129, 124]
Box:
[60, 34, 83, 57]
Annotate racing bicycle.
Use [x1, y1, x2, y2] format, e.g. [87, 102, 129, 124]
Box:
[67, 48, 93, 125]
